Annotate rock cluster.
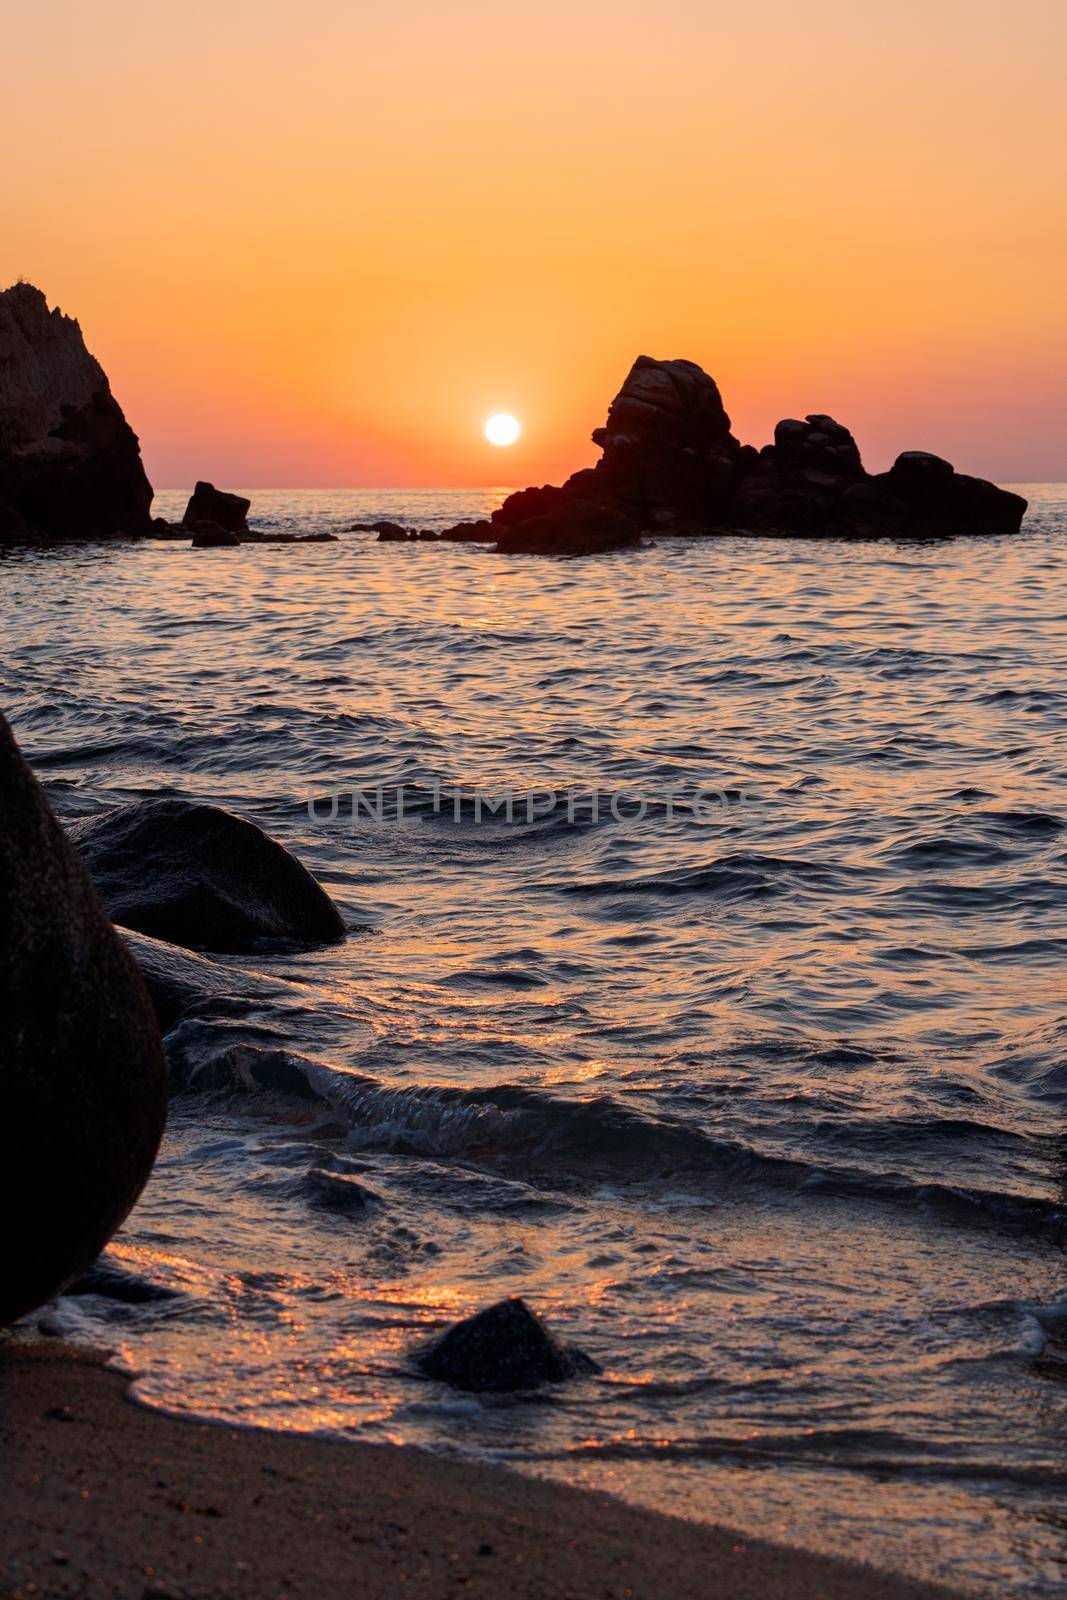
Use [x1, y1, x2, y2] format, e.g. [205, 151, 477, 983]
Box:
[149, 481, 338, 547]
[405, 355, 1026, 555]
[0, 712, 166, 1324]
[0, 285, 334, 548]
[0, 282, 153, 541]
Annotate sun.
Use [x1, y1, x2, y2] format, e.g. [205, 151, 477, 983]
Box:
[485, 412, 521, 447]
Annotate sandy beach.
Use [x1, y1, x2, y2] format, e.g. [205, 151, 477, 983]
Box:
[0, 1340, 967, 1600]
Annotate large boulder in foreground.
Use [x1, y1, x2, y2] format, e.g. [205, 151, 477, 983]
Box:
[69, 799, 345, 953]
[422, 355, 1026, 552]
[416, 1297, 600, 1393]
[0, 282, 153, 541]
[0, 713, 166, 1325]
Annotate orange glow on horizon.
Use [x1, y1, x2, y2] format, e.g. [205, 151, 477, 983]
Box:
[3, 0, 1065, 488]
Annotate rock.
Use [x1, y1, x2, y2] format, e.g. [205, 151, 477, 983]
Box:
[417, 355, 1026, 550]
[376, 525, 412, 542]
[190, 521, 241, 548]
[120, 927, 287, 1032]
[182, 481, 250, 536]
[832, 451, 1028, 538]
[495, 500, 642, 557]
[0, 282, 154, 541]
[415, 1297, 600, 1393]
[68, 798, 346, 953]
[350, 519, 409, 534]
[490, 357, 739, 543]
[65, 1255, 178, 1304]
[146, 517, 192, 540]
[726, 413, 869, 532]
[0, 712, 166, 1324]
[300, 1166, 379, 1211]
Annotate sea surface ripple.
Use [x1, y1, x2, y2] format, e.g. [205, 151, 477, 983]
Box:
[3, 486, 1066, 1595]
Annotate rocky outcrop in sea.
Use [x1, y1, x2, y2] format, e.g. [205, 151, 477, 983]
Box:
[0, 282, 153, 541]
[400, 355, 1027, 555]
[0, 285, 334, 547]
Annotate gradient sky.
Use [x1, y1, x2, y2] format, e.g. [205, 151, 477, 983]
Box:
[3, 0, 1065, 487]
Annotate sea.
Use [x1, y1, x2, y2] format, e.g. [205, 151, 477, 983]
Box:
[3, 486, 1066, 1595]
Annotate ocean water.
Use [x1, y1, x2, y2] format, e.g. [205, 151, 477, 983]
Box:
[3, 487, 1066, 1595]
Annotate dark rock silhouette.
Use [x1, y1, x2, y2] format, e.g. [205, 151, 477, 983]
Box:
[191, 522, 242, 548]
[0, 282, 154, 541]
[151, 486, 338, 546]
[437, 519, 496, 543]
[68, 798, 345, 953]
[495, 500, 640, 556]
[416, 1297, 600, 1392]
[182, 481, 251, 537]
[0, 712, 166, 1325]
[351, 519, 409, 535]
[413, 355, 1026, 554]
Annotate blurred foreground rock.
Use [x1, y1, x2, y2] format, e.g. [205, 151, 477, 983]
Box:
[0, 713, 166, 1324]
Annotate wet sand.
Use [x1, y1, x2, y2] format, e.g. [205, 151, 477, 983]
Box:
[0, 1340, 965, 1600]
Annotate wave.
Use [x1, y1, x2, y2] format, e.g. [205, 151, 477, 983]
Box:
[166, 1044, 1067, 1238]
[558, 851, 859, 902]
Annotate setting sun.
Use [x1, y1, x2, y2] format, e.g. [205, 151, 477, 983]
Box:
[484, 413, 521, 447]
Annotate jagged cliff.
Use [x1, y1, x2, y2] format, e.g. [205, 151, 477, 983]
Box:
[0, 282, 153, 540]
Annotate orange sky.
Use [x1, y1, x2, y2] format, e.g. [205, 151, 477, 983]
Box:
[3, 0, 1065, 487]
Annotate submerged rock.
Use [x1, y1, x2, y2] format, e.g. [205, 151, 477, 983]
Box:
[300, 1165, 379, 1211]
[66, 1255, 178, 1304]
[68, 798, 346, 953]
[0, 712, 166, 1325]
[416, 1297, 599, 1392]
[419, 355, 1026, 552]
[0, 282, 154, 541]
[120, 927, 288, 1032]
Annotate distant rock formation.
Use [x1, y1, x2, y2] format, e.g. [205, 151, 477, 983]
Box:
[0, 282, 154, 541]
[146, 482, 338, 547]
[182, 480, 251, 538]
[0, 711, 166, 1324]
[412, 355, 1027, 555]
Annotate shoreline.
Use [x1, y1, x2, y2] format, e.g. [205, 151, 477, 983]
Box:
[0, 1339, 967, 1600]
